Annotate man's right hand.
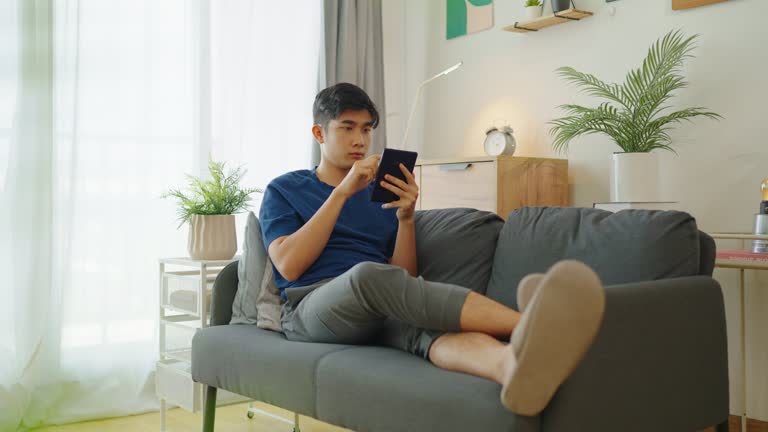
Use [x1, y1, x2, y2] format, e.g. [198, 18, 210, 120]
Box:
[335, 154, 381, 199]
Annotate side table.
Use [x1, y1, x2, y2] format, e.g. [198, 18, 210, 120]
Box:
[710, 233, 768, 432]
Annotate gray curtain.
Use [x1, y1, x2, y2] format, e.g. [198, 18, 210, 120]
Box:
[312, 0, 387, 167]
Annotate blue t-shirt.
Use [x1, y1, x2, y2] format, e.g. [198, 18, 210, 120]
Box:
[259, 169, 398, 300]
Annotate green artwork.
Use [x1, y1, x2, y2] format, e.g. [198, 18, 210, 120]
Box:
[447, 0, 494, 40]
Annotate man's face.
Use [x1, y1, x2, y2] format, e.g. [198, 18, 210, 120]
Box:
[316, 109, 374, 169]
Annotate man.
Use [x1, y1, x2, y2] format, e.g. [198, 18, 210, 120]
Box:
[259, 83, 605, 415]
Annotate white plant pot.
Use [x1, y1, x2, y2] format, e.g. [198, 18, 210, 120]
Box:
[609, 152, 659, 202]
[188, 214, 237, 260]
[525, 6, 543, 20]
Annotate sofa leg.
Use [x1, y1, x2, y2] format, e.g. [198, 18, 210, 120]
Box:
[293, 412, 301, 432]
[203, 386, 217, 432]
[714, 418, 728, 432]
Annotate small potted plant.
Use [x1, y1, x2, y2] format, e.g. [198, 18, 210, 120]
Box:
[549, 30, 721, 202]
[163, 159, 262, 260]
[524, 0, 543, 19]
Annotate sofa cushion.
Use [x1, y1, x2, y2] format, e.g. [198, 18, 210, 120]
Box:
[486, 207, 700, 309]
[231, 212, 263, 324]
[314, 346, 539, 432]
[230, 212, 282, 331]
[415, 208, 504, 294]
[191, 324, 352, 417]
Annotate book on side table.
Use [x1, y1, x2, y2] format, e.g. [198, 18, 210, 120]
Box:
[716, 249, 768, 269]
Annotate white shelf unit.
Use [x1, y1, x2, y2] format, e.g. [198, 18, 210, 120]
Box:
[157, 256, 248, 431]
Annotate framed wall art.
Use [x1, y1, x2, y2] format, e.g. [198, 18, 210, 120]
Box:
[446, 0, 494, 39]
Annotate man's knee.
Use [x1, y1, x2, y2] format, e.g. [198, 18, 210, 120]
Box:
[347, 262, 398, 296]
[348, 262, 384, 283]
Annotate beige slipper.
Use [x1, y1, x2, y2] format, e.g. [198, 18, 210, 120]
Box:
[517, 273, 544, 313]
[500, 260, 605, 416]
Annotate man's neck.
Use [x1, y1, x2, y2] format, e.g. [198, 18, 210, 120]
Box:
[315, 160, 349, 187]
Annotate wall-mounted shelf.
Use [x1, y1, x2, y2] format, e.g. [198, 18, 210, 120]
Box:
[502, 8, 593, 33]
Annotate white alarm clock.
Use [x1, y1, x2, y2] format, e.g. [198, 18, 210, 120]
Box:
[483, 125, 516, 156]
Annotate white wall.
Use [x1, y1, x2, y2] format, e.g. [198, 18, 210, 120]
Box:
[384, 0, 768, 420]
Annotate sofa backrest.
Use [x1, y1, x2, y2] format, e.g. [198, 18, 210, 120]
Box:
[210, 260, 239, 326]
[486, 207, 705, 310]
[415, 208, 504, 294]
[699, 231, 716, 277]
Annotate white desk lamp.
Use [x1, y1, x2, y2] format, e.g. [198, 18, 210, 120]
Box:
[400, 61, 463, 149]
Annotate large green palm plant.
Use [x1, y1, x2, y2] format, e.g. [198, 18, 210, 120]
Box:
[549, 29, 721, 154]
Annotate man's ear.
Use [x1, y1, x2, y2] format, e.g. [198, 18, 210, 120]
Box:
[311, 124, 324, 144]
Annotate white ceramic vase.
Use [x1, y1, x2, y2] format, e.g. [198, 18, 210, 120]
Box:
[609, 152, 659, 202]
[188, 214, 237, 260]
[525, 6, 543, 20]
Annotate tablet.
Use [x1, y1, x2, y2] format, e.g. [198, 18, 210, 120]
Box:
[370, 148, 418, 203]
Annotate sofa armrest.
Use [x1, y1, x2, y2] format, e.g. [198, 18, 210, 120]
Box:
[210, 260, 239, 326]
[540, 276, 729, 432]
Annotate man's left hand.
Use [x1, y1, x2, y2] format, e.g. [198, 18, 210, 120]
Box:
[379, 163, 419, 223]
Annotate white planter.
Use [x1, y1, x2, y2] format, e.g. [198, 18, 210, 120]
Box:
[525, 6, 543, 20]
[609, 152, 659, 202]
[187, 214, 237, 260]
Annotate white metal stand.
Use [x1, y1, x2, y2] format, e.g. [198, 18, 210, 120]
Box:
[156, 255, 299, 431]
[156, 256, 238, 431]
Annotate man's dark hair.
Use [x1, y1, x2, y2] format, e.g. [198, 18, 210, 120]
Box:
[313, 83, 380, 129]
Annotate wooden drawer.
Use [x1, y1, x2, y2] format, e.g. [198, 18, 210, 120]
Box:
[415, 156, 568, 218]
[419, 162, 496, 213]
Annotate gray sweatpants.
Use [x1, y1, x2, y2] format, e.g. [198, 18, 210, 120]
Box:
[280, 262, 471, 360]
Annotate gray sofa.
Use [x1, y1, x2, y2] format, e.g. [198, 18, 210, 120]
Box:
[192, 207, 729, 432]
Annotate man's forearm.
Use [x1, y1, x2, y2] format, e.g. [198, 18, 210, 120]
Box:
[269, 189, 347, 281]
[390, 219, 418, 277]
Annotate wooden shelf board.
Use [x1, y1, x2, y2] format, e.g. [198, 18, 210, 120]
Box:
[715, 261, 768, 271]
[502, 9, 593, 33]
[710, 232, 768, 241]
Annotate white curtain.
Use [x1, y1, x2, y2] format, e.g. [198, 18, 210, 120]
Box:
[0, 1, 321, 430]
[210, 0, 320, 194]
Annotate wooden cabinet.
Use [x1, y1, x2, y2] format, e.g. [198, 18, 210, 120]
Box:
[414, 156, 568, 219]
